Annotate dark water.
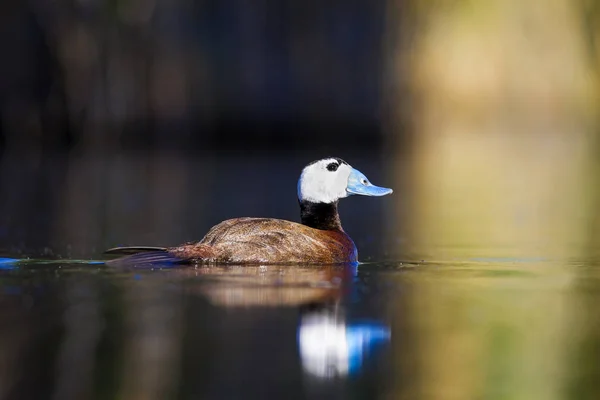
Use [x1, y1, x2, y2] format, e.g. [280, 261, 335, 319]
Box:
[0, 260, 394, 400]
[1, 253, 599, 400]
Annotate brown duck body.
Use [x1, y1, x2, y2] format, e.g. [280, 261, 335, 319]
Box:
[169, 217, 357, 264]
[106, 201, 359, 266]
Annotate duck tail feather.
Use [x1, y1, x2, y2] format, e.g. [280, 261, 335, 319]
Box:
[104, 246, 167, 255]
[105, 250, 184, 268]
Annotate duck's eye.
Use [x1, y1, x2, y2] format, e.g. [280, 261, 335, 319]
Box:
[326, 162, 339, 171]
[361, 179, 368, 185]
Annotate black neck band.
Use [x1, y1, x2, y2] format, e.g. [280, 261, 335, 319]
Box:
[299, 200, 342, 231]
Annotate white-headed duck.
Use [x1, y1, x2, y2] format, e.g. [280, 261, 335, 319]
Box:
[105, 158, 392, 265]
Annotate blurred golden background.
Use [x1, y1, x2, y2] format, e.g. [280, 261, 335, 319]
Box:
[390, 0, 600, 260]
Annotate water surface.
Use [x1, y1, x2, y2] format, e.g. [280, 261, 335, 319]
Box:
[1, 252, 599, 400]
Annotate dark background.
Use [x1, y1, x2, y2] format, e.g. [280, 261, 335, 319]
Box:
[0, 0, 409, 260]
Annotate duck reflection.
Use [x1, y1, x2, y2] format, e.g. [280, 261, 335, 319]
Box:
[298, 302, 391, 378]
[178, 263, 391, 378]
[186, 263, 357, 307]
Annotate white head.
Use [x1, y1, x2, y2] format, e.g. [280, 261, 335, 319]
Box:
[297, 158, 393, 204]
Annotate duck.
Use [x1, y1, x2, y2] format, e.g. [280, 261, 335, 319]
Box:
[105, 157, 392, 266]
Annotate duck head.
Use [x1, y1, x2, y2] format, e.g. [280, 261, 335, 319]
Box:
[297, 158, 393, 203]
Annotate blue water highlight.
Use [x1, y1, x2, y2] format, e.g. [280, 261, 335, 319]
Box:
[0, 258, 105, 268]
[0, 258, 18, 269]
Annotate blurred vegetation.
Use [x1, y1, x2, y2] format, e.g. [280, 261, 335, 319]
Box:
[0, 0, 387, 152]
[387, 0, 600, 258]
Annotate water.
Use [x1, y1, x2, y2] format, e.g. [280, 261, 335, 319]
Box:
[0, 260, 393, 399]
[0, 254, 598, 399]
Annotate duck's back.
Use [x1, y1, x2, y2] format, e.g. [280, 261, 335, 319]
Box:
[170, 217, 357, 264]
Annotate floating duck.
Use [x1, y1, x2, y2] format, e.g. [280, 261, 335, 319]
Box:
[105, 158, 392, 266]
